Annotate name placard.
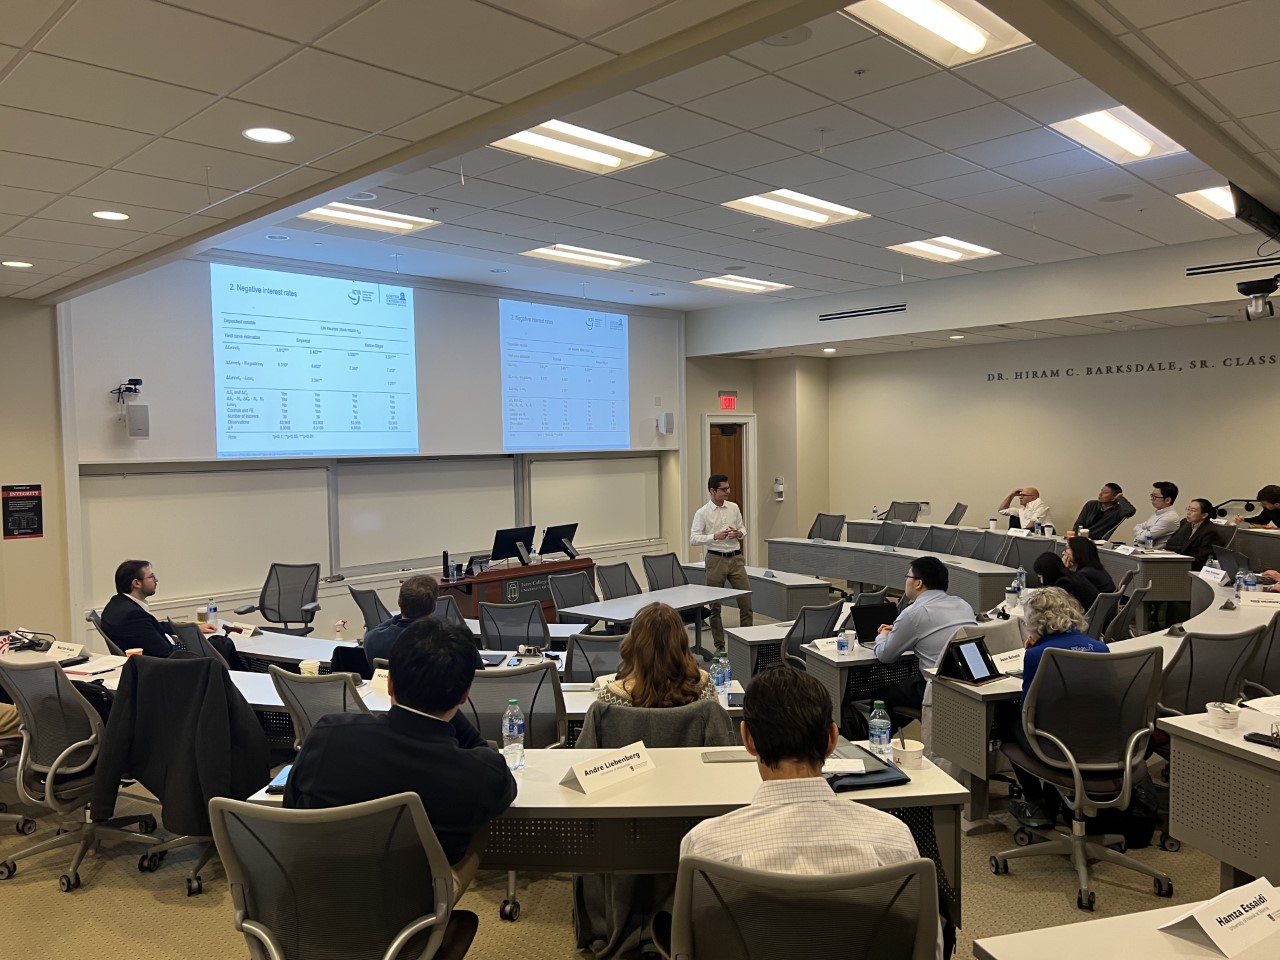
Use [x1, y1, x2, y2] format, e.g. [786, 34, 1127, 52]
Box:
[1007, 527, 1031, 538]
[1238, 593, 1280, 610]
[371, 667, 390, 696]
[1159, 878, 1280, 956]
[1114, 544, 1138, 555]
[47, 641, 84, 660]
[560, 741, 653, 795]
[1200, 567, 1231, 586]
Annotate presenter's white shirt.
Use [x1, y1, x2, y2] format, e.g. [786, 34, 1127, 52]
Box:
[691, 499, 746, 553]
[999, 497, 1052, 530]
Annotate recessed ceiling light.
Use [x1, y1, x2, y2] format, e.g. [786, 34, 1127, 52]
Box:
[521, 244, 648, 269]
[949, 334, 965, 340]
[1050, 107, 1183, 163]
[491, 119, 664, 175]
[242, 127, 294, 144]
[2, 260, 34, 268]
[842, 0, 1030, 67]
[298, 202, 438, 235]
[265, 234, 290, 240]
[724, 189, 868, 228]
[692, 275, 793, 293]
[763, 26, 813, 46]
[1176, 186, 1236, 220]
[92, 210, 130, 221]
[822, 347, 838, 353]
[346, 191, 378, 202]
[888, 236, 999, 263]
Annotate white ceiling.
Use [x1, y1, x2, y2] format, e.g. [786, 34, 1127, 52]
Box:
[1, 0, 1277, 324]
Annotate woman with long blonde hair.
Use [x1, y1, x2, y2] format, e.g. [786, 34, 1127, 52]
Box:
[596, 602, 716, 708]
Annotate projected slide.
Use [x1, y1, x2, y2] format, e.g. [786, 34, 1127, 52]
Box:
[211, 264, 418, 458]
[500, 300, 630, 452]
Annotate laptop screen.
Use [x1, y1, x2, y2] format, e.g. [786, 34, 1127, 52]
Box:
[846, 602, 899, 643]
[956, 640, 996, 681]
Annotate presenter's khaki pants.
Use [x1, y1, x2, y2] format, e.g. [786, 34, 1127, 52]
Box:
[704, 552, 752, 650]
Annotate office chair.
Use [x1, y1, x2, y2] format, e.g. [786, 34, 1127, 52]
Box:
[666, 856, 939, 960]
[234, 562, 321, 636]
[990, 647, 1172, 910]
[873, 521, 906, 546]
[170, 621, 230, 668]
[563, 633, 624, 683]
[923, 526, 958, 554]
[806, 512, 846, 540]
[209, 793, 475, 960]
[348, 586, 391, 631]
[1100, 580, 1151, 643]
[1158, 626, 1265, 716]
[1115, 568, 1136, 594]
[852, 587, 889, 606]
[1189, 575, 1218, 618]
[268, 664, 370, 751]
[881, 501, 922, 523]
[596, 562, 643, 601]
[642, 552, 691, 591]
[1082, 591, 1123, 640]
[943, 502, 967, 526]
[781, 599, 845, 671]
[977, 530, 1011, 565]
[0, 659, 160, 891]
[549, 571, 601, 631]
[1243, 612, 1280, 697]
[896, 525, 928, 550]
[952, 529, 984, 558]
[0, 739, 37, 836]
[86, 609, 126, 656]
[434, 594, 466, 627]
[478, 600, 550, 650]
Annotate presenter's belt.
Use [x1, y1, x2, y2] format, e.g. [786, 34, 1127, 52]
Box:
[708, 549, 741, 557]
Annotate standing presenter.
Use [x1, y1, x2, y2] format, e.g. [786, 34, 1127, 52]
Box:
[690, 474, 753, 652]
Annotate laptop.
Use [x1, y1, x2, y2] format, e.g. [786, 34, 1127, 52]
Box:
[840, 602, 899, 645]
[1213, 547, 1276, 584]
[937, 635, 1008, 686]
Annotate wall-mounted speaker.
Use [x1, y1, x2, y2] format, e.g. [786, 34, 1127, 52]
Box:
[125, 403, 150, 439]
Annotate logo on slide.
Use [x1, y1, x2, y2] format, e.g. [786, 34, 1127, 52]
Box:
[348, 289, 362, 306]
[384, 291, 407, 307]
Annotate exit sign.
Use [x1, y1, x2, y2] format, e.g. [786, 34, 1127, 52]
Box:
[719, 395, 737, 410]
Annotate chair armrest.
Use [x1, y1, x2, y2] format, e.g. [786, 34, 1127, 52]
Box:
[1243, 681, 1274, 699]
[233, 604, 256, 615]
[783, 654, 807, 672]
[301, 601, 320, 613]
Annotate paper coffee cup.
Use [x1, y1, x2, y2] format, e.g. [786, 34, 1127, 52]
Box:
[988, 518, 997, 530]
[1206, 702, 1240, 729]
[895, 739, 926, 769]
[1078, 528, 1090, 539]
[299, 659, 321, 676]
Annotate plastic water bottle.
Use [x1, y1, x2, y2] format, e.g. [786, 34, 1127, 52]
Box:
[871, 504, 879, 520]
[710, 656, 725, 693]
[1244, 570, 1258, 593]
[1015, 565, 1026, 592]
[868, 701, 893, 761]
[207, 598, 217, 623]
[836, 628, 851, 655]
[1234, 572, 1245, 602]
[719, 653, 732, 688]
[502, 699, 525, 771]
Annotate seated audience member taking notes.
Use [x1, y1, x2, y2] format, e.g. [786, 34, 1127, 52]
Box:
[1131, 481, 1180, 548]
[596, 602, 716, 707]
[690, 473, 753, 651]
[870, 557, 976, 731]
[101, 559, 217, 658]
[1165, 498, 1224, 571]
[285, 617, 516, 888]
[1235, 484, 1280, 528]
[679, 666, 943, 960]
[1002, 588, 1108, 828]
[1062, 537, 1115, 593]
[997, 486, 1051, 530]
[1032, 552, 1098, 612]
[1070, 483, 1135, 540]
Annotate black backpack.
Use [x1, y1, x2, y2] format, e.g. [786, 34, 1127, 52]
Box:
[72, 679, 115, 725]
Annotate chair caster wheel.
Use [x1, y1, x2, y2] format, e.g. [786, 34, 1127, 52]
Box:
[1159, 833, 1181, 852]
[1013, 827, 1032, 846]
[499, 899, 520, 921]
[139, 852, 164, 873]
[988, 856, 1008, 875]
[186, 876, 203, 897]
[59, 872, 81, 892]
[1077, 890, 1096, 911]
[17, 818, 37, 836]
[1155, 878, 1174, 898]
[138, 815, 158, 834]
[0, 860, 16, 880]
[1007, 783, 1023, 800]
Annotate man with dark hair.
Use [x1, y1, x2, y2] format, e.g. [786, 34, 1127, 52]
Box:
[1235, 485, 1280, 528]
[1166, 498, 1225, 571]
[1070, 482, 1135, 540]
[690, 473, 753, 651]
[870, 557, 976, 731]
[285, 617, 516, 886]
[100, 559, 216, 657]
[363, 574, 441, 669]
[1132, 481, 1180, 548]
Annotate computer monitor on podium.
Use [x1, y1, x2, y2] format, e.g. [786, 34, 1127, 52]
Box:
[538, 523, 579, 559]
[491, 526, 536, 565]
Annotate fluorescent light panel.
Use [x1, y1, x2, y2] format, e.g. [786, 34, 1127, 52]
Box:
[1176, 186, 1236, 220]
[692, 274, 793, 293]
[1050, 106, 1184, 164]
[887, 236, 999, 263]
[842, 0, 1030, 67]
[723, 189, 867, 228]
[491, 120, 663, 175]
[298, 202, 438, 234]
[521, 244, 648, 270]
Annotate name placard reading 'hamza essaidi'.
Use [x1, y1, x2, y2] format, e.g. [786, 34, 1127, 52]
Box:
[1158, 878, 1280, 957]
[561, 741, 654, 795]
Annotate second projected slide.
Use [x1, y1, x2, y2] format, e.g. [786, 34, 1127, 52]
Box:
[211, 264, 418, 458]
[500, 300, 629, 452]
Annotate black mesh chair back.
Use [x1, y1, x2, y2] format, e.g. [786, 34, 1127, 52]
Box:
[943, 503, 967, 525]
[597, 562, 643, 601]
[87, 609, 126, 656]
[466, 660, 566, 748]
[268, 665, 370, 750]
[896, 525, 928, 550]
[1158, 626, 1266, 715]
[873, 522, 906, 546]
[434, 594, 465, 627]
[565, 633, 624, 683]
[550, 572, 600, 627]
[1115, 568, 1136, 594]
[853, 588, 889, 606]
[1004, 535, 1054, 577]
[670, 856, 938, 960]
[783, 600, 845, 667]
[0, 659, 99, 797]
[209, 793, 460, 960]
[478, 601, 550, 650]
[348, 587, 391, 631]
[977, 530, 1012, 564]
[171, 621, 230, 668]
[1101, 580, 1151, 643]
[257, 563, 321, 634]
[952, 529, 983, 558]
[642, 552, 690, 592]
[1190, 575, 1218, 618]
[1082, 591, 1122, 640]
[922, 526, 958, 554]
[806, 513, 845, 540]
[882, 501, 922, 523]
[1243, 613, 1280, 697]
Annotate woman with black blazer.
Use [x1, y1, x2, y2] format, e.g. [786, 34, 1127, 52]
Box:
[1033, 551, 1099, 612]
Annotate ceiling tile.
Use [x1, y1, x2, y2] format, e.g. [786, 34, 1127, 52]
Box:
[610, 218, 703, 242]
[1006, 78, 1118, 124]
[733, 12, 872, 70]
[684, 75, 831, 128]
[6, 216, 146, 249]
[669, 173, 773, 204]
[1143, 0, 1278, 80]
[481, 0, 670, 39]
[851, 188, 938, 214]
[117, 138, 297, 192]
[0, 235, 127, 263]
[386, 95, 500, 142]
[592, 0, 760, 53]
[781, 36, 935, 102]
[448, 209, 569, 242]
[1104, 0, 1242, 28]
[905, 103, 1039, 151]
[821, 130, 938, 170]
[0, 150, 99, 193]
[248, 165, 334, 199]
[917, 170, 1020, 200]
[235, 49, 456, 131]
[738, 154, 853, 189]
[995, 148, 1113, 183]
[378, 166, 465, 196]
[429, 178, 536, 209]
[34, 195, 200, 234]
[386, 196, 485, 222]
[639, 55, 763, 104]
[680, 133, 798, 173]
[955, 129, 1076, 166]
[0, 184, 58, 217]
[476, 43, 613, 104]
[163, 0, 372, 42]
[497, 194, 600, 222]
[481, 157, 596, 193]
[308, 135, 411, 175]
[549, 177, 655, 207]
[1244, 111, 1280, 150]
[611, 156, 722, 191]
[72, 169, 239, 215]
[795, 170, 897, 201]
[666, 204, 757, 230]
[847, 73, 992, 127]
[1123, 151, 1213, 181]
[1199, 61, 1280, 119]
[167, 99, 369, 166]
[0, 44, 16, 71]
[0, 53, 214, 134]
[558, 208, 652, 233]
[755, 103, 889, 152]
[869, 153, 982, 187]
[431, 147, 519, 179]
[952, 46, 1080, 99]
[611, 192, 704, 219]
[0, 106, 151, 169]
[562, 92, 669, 132]
[37, 0, 296, 94]
[0, 0, 62, 46]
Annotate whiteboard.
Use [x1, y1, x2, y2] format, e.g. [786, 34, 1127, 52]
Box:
[81, 468, 331, 603]
[530, 458, 659, 547]
[336, 459, 515, 569]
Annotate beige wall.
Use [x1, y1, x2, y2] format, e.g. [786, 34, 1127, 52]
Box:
[0, 298, 70, 640]
[827, 320, 1280, 539]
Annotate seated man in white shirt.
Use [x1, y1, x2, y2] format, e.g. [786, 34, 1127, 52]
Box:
[679, 666, 946, 959]
[997, 486, 1052, 530]
[1131, 481, 1181, 548]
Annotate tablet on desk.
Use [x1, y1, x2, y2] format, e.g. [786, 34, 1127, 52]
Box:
[479, 653, 507, 667]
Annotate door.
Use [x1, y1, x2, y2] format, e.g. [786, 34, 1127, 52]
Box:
[709, 422, 746, 554]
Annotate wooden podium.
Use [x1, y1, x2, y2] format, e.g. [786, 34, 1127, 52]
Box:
[439, 556, 595, 622]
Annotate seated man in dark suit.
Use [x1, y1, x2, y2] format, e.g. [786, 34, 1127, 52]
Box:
[100, 559, 217, 657]
[285, 617, 516, 894]
[364, 574, 439, 669]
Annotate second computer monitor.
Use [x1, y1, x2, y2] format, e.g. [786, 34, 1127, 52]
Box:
[491, 525, 536, 564]
[538, 522, 579, 559]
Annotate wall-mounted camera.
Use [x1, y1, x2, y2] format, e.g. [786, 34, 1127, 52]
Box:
[1237, 277, 1277, 321]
